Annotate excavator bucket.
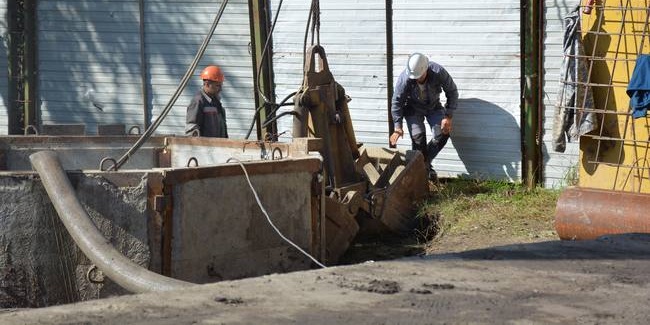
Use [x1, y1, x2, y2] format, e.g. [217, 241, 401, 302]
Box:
[292, 45, 428, 263]
[356, 146, 428, 235]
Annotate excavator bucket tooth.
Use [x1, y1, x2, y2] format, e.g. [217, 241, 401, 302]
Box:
[359, 146, 429, 235]
[324, 195, 360, 263]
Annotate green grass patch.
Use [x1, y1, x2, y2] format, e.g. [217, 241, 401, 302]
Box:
[417, 179, 561, 241]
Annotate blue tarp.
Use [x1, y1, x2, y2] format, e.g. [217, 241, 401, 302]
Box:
[627, 54, 650, 119]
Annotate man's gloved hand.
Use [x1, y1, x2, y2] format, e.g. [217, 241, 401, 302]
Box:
[441, 116, 453, 135]
[390, 128, 404, 146]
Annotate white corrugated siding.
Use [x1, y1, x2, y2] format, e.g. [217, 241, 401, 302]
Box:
[146, 0, 256, 137]
[271, 0, 389, 144]
[37, 0, 255, 137]
[0, 0, 8, 135]
[32, 0, 574, 186]
[542, 0, 581, 188]
[38, 0, 143, 134]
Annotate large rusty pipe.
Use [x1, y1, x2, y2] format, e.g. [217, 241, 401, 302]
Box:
[555, 186, 650, 240]
[30, 151, 194, 293]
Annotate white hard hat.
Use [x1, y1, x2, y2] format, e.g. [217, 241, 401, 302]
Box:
[407, 53, 429, 79]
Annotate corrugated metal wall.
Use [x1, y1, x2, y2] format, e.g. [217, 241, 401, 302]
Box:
[542, 0, 580, 188]
[272, 0, 389, 144]
[38, 0, 143, 134]
[146, 0, 256, 137]
[0, 0, 8, 135]
[31, 0, 579, 186]
[37, 0, 255, 137]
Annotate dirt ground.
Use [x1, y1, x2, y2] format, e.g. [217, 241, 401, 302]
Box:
[2, 232, 649, 324]
[2, 182, 648, 324]
[424, 221, 558, 255]
[340, 205, 558, 265]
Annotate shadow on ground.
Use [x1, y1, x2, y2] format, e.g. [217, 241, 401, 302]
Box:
[421, 233, 650, 261]
[340, 233, 650, 266]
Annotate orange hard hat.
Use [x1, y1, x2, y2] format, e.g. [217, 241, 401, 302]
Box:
[200, 65, 224, 82]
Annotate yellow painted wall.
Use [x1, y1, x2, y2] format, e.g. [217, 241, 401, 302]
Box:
[579, 1, 650, 193]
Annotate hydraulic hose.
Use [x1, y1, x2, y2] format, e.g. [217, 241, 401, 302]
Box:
[30, 151, 194, 293]
[246, 91, 297, 139]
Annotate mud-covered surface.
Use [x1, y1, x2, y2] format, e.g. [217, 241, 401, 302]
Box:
[1, 234, 650, 324]
[0, 174, 149, 307]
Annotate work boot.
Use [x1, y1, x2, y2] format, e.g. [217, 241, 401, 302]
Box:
[428, 169, 438, 182]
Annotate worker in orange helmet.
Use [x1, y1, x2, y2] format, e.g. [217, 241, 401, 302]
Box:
[185, 65, 228, 138]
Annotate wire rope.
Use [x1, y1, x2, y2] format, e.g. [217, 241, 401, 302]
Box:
[226, 157, 327, 268]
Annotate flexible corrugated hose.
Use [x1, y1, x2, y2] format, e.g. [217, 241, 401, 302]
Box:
[30, 151, 194, 293]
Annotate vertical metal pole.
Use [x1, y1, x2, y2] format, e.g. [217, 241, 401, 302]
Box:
[6, 0, 21, 134]
[521, 0, 542, 188]
[24, 0, 37, 132]
[248, 0, 276, 141]
[535, 0, 544, 185]
[138, 0, 151, 129]
[386, 0, 395, 148]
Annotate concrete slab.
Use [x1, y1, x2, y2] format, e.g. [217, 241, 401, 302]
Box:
[2, 234, 649, 324]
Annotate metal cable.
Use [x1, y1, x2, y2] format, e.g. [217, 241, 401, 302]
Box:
[226, 157, 326, 268]
[295, 0, 321, 120]
[49, 212, 77, 303]
[308, 0, 320, 46]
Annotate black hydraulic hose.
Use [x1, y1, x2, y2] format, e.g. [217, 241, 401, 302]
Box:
[244, 104, 267, 140]
[263, 101, 295, 121]
[30, 151, 194, 293]
[270, 91, 297, 114]
[245, 91, 297, 139]
[261, 110, 299, 129]
[110, 0, 229, 171]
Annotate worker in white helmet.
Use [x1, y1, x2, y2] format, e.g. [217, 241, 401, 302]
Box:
[389, 53, 458, 181]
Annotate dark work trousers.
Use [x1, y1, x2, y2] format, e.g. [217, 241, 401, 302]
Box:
[405, 109, 449, 171]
